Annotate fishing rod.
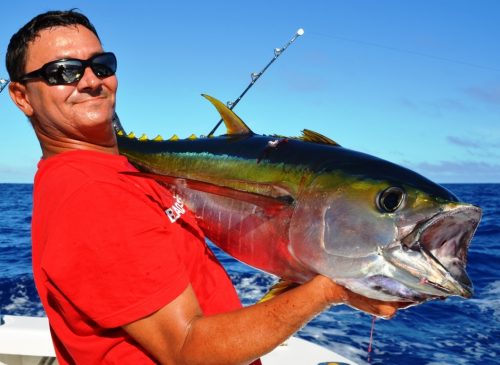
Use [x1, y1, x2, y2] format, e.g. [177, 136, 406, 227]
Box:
[0, 78, 9, 94]
[207, 28, 304, 137]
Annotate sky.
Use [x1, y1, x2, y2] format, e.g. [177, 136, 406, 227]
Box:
[0, 0, 499, 183]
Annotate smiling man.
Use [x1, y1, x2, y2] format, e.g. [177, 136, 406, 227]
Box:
[6, 10, 402, 365]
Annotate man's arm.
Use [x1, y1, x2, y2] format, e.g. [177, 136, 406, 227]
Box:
[123, 275, 403, 365]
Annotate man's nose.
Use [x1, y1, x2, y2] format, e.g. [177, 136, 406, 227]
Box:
[76, 66, 103, 90]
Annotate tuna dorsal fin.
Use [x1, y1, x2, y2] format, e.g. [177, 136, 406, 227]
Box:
[257, 280, 300, 304]
[202, 94, 253, 135]
[301, 129, 340, 146]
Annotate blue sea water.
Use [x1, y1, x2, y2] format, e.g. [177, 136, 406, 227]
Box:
[0, 183, 498, 364]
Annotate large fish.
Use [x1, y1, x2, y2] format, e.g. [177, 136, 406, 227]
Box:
[116, 95, 481, 304]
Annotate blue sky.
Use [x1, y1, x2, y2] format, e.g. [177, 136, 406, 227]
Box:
[1, 0, 499, 183]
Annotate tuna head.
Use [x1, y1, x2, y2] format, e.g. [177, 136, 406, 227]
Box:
[288, 152, 482, 303]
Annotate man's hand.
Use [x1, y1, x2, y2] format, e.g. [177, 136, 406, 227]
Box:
[123, 276, 412, 365]
[315, 275, 413, 319]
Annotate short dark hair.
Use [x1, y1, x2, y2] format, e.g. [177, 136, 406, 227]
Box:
[6, 10, 100, 82]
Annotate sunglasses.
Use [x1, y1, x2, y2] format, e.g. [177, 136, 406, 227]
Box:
[19, 52, 117, 85]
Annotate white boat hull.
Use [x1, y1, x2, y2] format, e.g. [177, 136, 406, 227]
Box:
[0, 315, 357, 365]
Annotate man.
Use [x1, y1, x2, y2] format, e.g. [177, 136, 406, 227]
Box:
[7, 10, 402, 365]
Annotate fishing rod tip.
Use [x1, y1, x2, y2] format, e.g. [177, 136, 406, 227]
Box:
[0, 78, 10, 93]
[296, 28, 304, 36]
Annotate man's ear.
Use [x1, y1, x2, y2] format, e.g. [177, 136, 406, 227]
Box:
[9, 82, 34, 117]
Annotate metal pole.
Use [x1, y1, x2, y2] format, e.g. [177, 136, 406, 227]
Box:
[207, 28, 304, 137]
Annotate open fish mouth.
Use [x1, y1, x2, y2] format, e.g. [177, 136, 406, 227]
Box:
[398, 205, 482, 298]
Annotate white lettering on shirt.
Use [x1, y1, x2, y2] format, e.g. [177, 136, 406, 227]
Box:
[165, 194, 186, 223]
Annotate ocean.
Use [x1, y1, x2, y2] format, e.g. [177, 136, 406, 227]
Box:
[0, 183, 498, 364]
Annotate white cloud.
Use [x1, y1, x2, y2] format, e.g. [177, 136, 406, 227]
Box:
[464, 84, 500, 105]
[408, 160, 500, 183]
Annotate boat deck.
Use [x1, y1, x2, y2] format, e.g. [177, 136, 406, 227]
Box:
[0, 315, 357, 365]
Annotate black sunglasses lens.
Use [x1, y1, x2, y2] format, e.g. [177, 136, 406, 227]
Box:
[90, 53, 117, 78]
[44, 60, 83, 85]
[40, 53, 117, 85]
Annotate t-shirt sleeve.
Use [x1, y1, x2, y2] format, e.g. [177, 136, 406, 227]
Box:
[41, 180, 190, 328]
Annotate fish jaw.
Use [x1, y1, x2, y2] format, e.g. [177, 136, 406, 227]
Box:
[383, 204, 482, 299]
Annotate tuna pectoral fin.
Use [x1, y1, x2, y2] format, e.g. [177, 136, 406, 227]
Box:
[121, 171, 293, 214]
[258, 280, 300, 304]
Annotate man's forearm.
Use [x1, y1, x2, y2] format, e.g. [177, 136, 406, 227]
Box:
[179, 275, 337, 365]
[124, 276, 400, 365]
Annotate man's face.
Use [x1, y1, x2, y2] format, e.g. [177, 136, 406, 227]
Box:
[19, 25, 118, 144]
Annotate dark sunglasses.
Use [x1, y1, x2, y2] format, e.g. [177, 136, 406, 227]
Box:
[19, 52, 117, 85]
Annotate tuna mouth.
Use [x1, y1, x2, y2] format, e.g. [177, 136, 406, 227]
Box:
[401, 205, 482, 298]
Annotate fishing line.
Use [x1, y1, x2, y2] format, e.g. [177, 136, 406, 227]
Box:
[310, 32, 500, 73]
[206, 28, 304, 137]
[367, 315, 376, 363]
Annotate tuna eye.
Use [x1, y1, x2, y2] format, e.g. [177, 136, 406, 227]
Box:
[377, 187, 406, 213]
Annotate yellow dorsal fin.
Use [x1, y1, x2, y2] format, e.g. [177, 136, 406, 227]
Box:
[139, 133, 148, 141]
[187, 134, 197, 140]
[169, 134, 179, 141]
[127, 132, 136, 139]
[117, 130, 124, 136]
[153, 135, 163, 141]
[202, 94, 253, 135]
[257, 280, 299, 304]
[301, 129, 340, 146]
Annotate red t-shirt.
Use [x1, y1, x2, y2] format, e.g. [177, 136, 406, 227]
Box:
[31, 150, 247, 364]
